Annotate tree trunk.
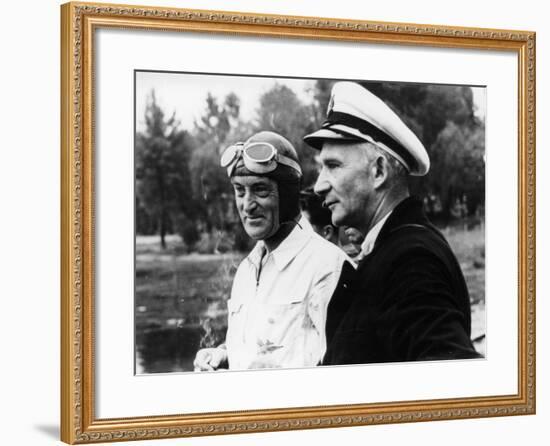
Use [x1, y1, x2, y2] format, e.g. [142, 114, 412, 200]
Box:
[157, 166, 167, 250]
[160, 208, 167, 250]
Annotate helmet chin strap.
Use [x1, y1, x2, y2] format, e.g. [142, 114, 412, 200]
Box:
[278, 216, 301, 229]
[263, 215, 301, 252]
[276, 178, 301, 224]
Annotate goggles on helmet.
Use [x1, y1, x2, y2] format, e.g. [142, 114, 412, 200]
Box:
[220, 141, 302, 177]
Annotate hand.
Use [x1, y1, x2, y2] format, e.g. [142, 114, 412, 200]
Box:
[193, 347, 228, 371]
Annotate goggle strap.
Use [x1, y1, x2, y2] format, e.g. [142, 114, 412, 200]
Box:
[276, 154, 302, 175]
[220, 144, 242, 168]
[226, 162, 237, 177]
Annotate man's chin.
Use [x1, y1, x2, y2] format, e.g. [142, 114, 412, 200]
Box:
[244, 223, 280, 242]
[331, 213, 345, 228]
[244, 227, 269, 241]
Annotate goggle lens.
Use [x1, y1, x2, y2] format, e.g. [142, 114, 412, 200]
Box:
[244, 143, 275, 162]
[220, 144, 242, 168]
[220, 140, 301, 176]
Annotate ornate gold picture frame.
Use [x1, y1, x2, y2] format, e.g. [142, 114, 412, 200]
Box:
[61, 1, 535, 443]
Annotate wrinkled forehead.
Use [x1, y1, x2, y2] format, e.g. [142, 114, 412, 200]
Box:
[319, 140, 372, 163]
[230, 175, 277, 188]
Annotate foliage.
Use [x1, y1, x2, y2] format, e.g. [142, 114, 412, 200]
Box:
[135, 80, 486, 249]
[357, 81, 485, 220]
[190, 92, 253, 243]
[254, 83, 320, 187]
[135, 90, 196, 248]
[429, 120, 485, 218]
[175, 216, 200, 248]
[308, 79, 485, 220]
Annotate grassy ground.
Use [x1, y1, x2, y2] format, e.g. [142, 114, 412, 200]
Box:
[443, 223, 486, 355]
[443, 222, 485, 304]
[135, 223, 486, 372]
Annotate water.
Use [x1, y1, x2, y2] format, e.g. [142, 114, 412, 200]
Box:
[135, 296, 228, 374]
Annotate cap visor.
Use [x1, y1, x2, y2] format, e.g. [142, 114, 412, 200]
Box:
[303, 128, 361, 150]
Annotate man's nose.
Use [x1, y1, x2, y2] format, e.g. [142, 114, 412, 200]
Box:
[313, 169, 329, 196]
[243, 191, 257, 212]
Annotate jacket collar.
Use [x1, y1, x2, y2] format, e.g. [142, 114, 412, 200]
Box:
[373, 196, 428, 249]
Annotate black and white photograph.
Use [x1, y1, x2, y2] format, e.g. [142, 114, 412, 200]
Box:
[134, 72, 487, 374]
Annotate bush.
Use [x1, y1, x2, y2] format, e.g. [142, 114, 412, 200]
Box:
[195, 230, 237, 254]
[176, 216, 254, 254]
[176, 216, 200, 248]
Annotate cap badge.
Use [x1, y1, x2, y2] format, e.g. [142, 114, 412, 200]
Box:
[326, 94, 334, 117]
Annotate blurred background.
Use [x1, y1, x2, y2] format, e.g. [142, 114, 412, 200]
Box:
[134, 72, 486, 373]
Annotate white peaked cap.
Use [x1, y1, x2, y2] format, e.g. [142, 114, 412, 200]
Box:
[304, 81, 430, 176]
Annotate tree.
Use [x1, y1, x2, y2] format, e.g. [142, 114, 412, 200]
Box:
[135, 90, 196, 249]
[194, 92, 240, 146]
[186, 91, 255, 252]
[363, 82, 475, 150]
[255, 83, 319, 187]
[309, 80, 485, 220]
[310, 79, 334, 127]
[360, 82, 485, 220]
[191, 92, 249, 232]
[429, 121, 485, 219]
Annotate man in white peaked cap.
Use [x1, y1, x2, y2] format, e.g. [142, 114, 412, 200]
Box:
[304, 82, 481, 364]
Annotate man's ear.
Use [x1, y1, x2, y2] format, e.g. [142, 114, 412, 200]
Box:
[322, 225, 335, 241]
[372, 155, 390, 189]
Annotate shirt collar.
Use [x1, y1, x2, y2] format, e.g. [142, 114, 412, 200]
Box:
[358, 211, 393, 259]
[246, 241, 267, 272]
[247, 216, 313, 272]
